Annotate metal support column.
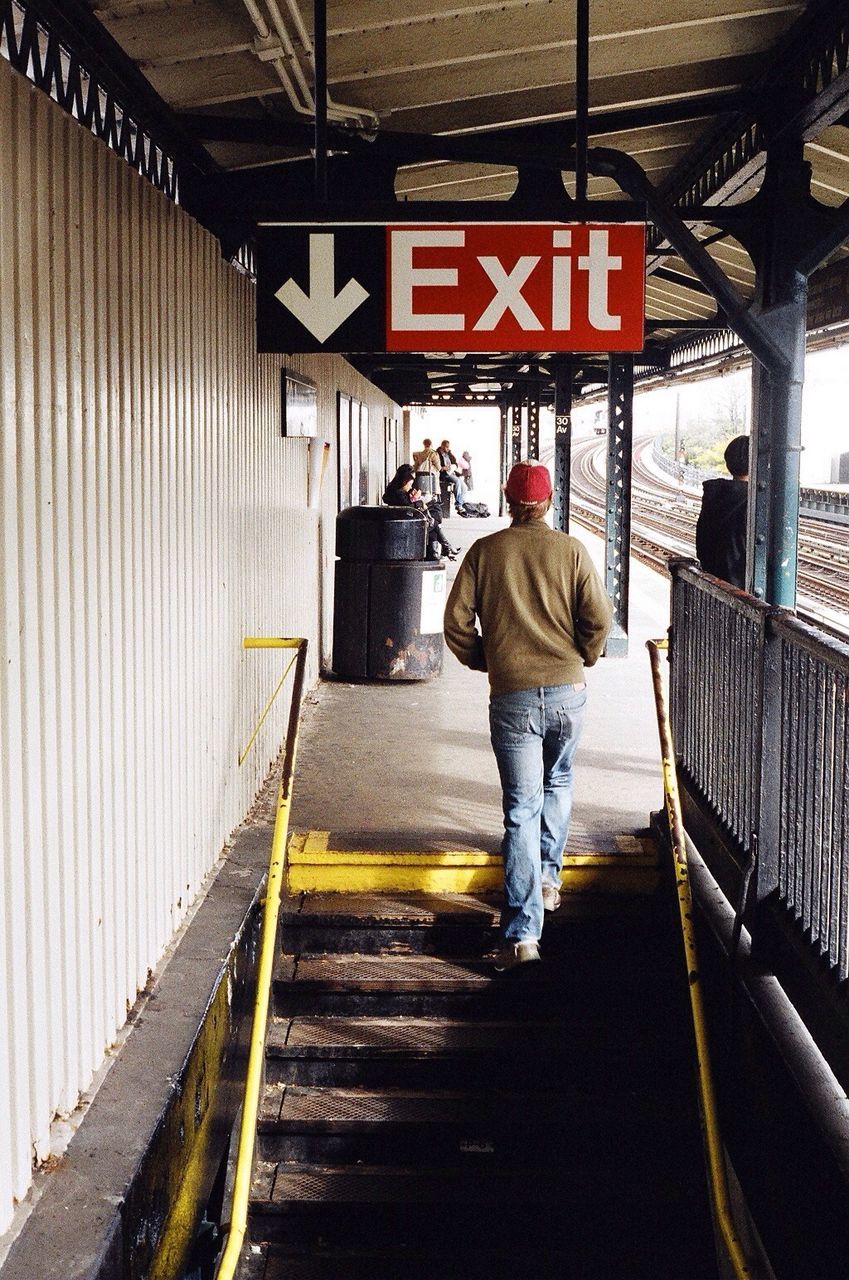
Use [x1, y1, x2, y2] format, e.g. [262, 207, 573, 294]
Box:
[498, 400, 509, 515]
[511, 397, 523, 464]
[527, 386, 540, 460]
[604, 354, 633, 656]
[575, 0, 589, 203]
[313, 0, 328, 202]
[747, 140, 808, 607]
[553, 360, 572, 532]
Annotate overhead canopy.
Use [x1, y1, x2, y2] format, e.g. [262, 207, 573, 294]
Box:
[76, 0, 849, 403]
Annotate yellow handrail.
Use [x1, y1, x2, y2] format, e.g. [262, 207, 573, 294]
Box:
[215, 636, 309, 1280]
[646, 637, 754, 1280]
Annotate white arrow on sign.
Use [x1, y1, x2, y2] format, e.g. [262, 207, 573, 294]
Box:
[274, 233, 369, 342]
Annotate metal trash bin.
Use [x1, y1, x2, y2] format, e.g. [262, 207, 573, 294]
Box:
[332, 506, 446, 681]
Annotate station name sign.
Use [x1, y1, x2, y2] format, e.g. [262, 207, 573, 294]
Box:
[257, 221, 645, 354]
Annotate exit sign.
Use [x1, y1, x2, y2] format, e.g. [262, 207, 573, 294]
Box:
[257, 221, 645, 353]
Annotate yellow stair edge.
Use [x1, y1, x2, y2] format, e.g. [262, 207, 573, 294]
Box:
[286, 831, 659, 895]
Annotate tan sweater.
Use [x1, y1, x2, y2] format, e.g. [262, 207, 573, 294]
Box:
[443, 521, 612, 696]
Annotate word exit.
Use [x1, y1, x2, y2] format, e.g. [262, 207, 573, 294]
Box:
[386, 223, 645, 351]
[256, 220, 645, 354]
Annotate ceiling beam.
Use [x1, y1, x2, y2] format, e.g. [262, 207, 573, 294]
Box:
[177, 88, 749, 159]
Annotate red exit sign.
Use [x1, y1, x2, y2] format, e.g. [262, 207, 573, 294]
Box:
[386, 223, 645, 351]
[256, 220, 646, 353]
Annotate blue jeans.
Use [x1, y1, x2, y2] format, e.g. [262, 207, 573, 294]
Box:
[489, 684, 587, 942]
[443, 473, 467, 508]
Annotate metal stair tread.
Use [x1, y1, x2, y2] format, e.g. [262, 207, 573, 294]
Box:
[282, 890, 655, 925]
[244, 1239, 719, 1280]
[268, 1014, 565, 1053]
[250, 1158, 708, 1207]
[286, 953, 493, 987]
[275, 948, 675, 986]
[257, 1082, 684, 1130]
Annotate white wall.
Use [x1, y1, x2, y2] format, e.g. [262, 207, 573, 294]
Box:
[0, 55, 398, 1233]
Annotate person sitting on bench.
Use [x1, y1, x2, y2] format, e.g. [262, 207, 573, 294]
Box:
[383, 464, 460, 561]
[436, 439, 468, 514]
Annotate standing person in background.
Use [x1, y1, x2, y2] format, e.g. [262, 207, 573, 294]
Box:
[695, 434, 749, 589]
[443, 460, 612, 971]
[460, 450, 474, 493]
[412, 438, 442, 497]
[436, 439, 468, 513]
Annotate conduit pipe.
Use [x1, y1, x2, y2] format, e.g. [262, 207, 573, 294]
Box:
[240, 0, 378, 131]
[281, 0, 377, 127]
[241, 0, 308, 118]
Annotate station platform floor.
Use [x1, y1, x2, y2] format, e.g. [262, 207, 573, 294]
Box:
[291, 515, 672, 873]
[0, 517, 675, 1280]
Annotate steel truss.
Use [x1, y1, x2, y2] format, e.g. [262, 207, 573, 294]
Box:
[552, 362, 572, 534]
[654, 4, 849, 232]
[526, 389, 540, 461]
[0, 0, 218, 202]
[511, 400, 522, 465]
[0, 0, 176, 195]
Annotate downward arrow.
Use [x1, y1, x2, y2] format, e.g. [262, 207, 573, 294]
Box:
[275, 233, 369, 342]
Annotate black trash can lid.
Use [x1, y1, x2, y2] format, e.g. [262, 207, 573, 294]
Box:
[337, 505, 426, 524]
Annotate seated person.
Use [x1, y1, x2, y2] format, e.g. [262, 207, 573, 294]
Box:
[436, 439, 468, 513]
[383, 464, 460, 561]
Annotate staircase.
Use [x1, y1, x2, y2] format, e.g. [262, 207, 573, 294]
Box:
[240, 884, 719, 1279]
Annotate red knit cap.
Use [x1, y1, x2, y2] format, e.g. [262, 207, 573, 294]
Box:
[505, 460, 553, 504]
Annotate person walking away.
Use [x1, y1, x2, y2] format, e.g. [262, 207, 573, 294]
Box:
[695, 434, 749, 589]
[443, 460, 612, 971]
[412, 438, 442, 497]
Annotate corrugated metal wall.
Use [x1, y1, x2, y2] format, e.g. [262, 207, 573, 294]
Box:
[0, 56, 400, 1232]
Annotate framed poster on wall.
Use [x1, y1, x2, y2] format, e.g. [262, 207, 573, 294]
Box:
[349, 398, 361, 506]
[337, 393, 352, 509]
[385, 416, 398, 488]
[359, 404, 369, 504]
[282, 369, 317, 436]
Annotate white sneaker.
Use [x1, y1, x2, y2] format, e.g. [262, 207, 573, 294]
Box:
[493, 940, 541, 972]
[542, 884, 562, 912]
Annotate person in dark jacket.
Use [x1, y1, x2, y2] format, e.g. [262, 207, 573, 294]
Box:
[383, 464, 459, 561]
[695, 434, 750, 588]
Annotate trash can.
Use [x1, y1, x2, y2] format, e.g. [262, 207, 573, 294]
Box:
[332, 506, 446, 681]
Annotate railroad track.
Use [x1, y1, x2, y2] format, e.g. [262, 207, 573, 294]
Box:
[562, 435, 849, 629]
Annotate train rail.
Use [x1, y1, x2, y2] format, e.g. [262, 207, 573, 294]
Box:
[565, 436, 849, 631]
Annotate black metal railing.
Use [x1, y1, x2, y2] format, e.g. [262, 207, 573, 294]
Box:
[670, 561, 849, 984]
[670, 567, 767, 857]
[773, 614, 849, 982]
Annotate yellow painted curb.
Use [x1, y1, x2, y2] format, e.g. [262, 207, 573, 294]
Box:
[290, 849, 502, 867]
[286, 831, 659, 894]
[288, 865, 659, 894]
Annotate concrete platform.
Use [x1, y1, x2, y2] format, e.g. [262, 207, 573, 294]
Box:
[291, 517, 671, 860]
[0, 518, 673, 1280]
